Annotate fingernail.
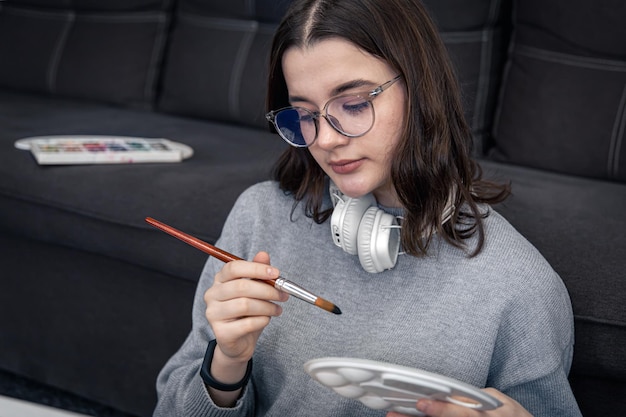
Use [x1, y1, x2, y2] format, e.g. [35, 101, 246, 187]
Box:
[267, 267, 279, 278]
[416, 399, 431, 413]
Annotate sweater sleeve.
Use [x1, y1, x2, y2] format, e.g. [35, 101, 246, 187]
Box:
[152, 256, 256, 417]
[153, 187, 263, 417]
[488, 268, 582, 417]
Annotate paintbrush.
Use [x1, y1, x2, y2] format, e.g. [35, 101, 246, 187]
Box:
[145, 217, 341, 315]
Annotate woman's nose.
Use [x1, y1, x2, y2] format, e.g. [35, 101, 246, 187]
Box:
[314, 115, 350, 150]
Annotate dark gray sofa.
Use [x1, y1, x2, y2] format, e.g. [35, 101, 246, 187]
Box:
[0, 0, 624, 416]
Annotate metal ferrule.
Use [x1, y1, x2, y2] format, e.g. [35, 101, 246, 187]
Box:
[274, 277, 318, 305]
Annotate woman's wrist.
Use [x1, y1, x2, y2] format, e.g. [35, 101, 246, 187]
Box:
[200, 340, 253, 391]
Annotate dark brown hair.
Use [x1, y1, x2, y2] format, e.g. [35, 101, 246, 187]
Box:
[267, 0, 510, 257]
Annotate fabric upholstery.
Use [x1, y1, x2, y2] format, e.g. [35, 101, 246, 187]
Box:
[157, 0, 289, 128]
[0, 0, 624, 415]
[0, 233, 195, 415]
[0, 90, 287, 282]
[423, 0, 512, 154]
[491, 0, 626, 182]
[0, 1, 171, 108]
[0, 0, 170, 9]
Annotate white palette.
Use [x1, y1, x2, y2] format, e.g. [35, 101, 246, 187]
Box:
[305, 357, 502, 416]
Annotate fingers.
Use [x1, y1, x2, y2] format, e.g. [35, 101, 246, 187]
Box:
[212, 252, 288, 301]
[252, 250, 271, 265]
[397, 389, 532, 417]
[206, 259, 287, 319]
[211, 315, 272, 345]
[213, 275, 286, 305]
[414, 399, 476, 417]
[208, 282, 285, 321]
[203, 251, 289, 360]
[480, 389, 532, 417]
[385, 399, 480, 417]
[215, 252, 280, 284]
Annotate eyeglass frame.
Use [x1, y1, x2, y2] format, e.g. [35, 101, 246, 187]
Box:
[266, 75, 402, 148]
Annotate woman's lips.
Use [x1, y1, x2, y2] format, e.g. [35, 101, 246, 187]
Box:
[329, 159, 365, 174]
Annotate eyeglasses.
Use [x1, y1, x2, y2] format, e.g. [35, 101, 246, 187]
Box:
[266, 75, 402, 148]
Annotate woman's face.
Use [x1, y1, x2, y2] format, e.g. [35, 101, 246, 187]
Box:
[282, 38, 406, 207]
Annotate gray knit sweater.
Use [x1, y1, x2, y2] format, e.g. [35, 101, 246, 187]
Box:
[154, 181, 581, 416]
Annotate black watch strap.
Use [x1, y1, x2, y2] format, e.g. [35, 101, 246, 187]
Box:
[200, 339, 253, 392]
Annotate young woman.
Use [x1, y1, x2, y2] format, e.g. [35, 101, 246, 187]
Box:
[154, 0, 581, 416]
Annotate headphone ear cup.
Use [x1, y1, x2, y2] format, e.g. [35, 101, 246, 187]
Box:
[357, 207, 400, 273]
[330, 194, 376, 255]
[356, 207, 379, 273]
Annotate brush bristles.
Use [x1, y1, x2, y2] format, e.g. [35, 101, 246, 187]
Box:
[315, 298, 342, 315]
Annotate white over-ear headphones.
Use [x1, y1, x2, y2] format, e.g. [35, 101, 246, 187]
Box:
[329, 182, 456, 274]
[329, 183, 402, 273]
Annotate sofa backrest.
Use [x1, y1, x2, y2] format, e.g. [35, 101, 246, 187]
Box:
[155, 0, 290, 129]
[422, 0, 512, 156]
[490, 0, 626, 182]
[4, 0, 623, 183]
[0, 0, 513, 142]
[0, 0, 173, 109]
[155, 0, 513, 139]
[0, 0, 513, 149]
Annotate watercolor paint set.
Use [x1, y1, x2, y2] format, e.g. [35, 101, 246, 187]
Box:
[14, 135, 194, 165]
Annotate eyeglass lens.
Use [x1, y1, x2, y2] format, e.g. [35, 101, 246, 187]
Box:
[274, 95, 374, 146]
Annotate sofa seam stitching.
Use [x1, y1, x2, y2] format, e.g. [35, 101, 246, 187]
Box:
[490, 0, 519, 145]
[246, 0, 255, 16]
[574, 314, 626, 328]
[440, 31, 483, 43]
[608, 84, 626, 178]
[144, 12, 168, 105]
[47, 12, 74, 94]
[67, 12, 167, 23]
[229, 23, 258, 120]
[473, 0, 501, 152]
[516, 45, 626, 72]
[178, 12, 258, 30]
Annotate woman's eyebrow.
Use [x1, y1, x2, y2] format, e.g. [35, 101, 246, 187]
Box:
[288, 79, 376, 103]
[332, 79, 375, 95]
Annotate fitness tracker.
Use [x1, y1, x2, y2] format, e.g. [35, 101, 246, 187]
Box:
[200, 339, 253, 391]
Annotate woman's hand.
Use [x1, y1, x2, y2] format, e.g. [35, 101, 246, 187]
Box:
[386, 389, 533, 417]
[203, 251, 288, 405]
[204, 251, 289, 362]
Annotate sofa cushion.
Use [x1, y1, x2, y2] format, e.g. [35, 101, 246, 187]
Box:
[0, 90, 287, 282]
[157, 0, 290, 128]
[423, 0, 512, 154]
[490, 0, 626, 182]
[1, 0, 171, 10]
[479, 159, 626, 385]
[0, 1, 171, 108]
